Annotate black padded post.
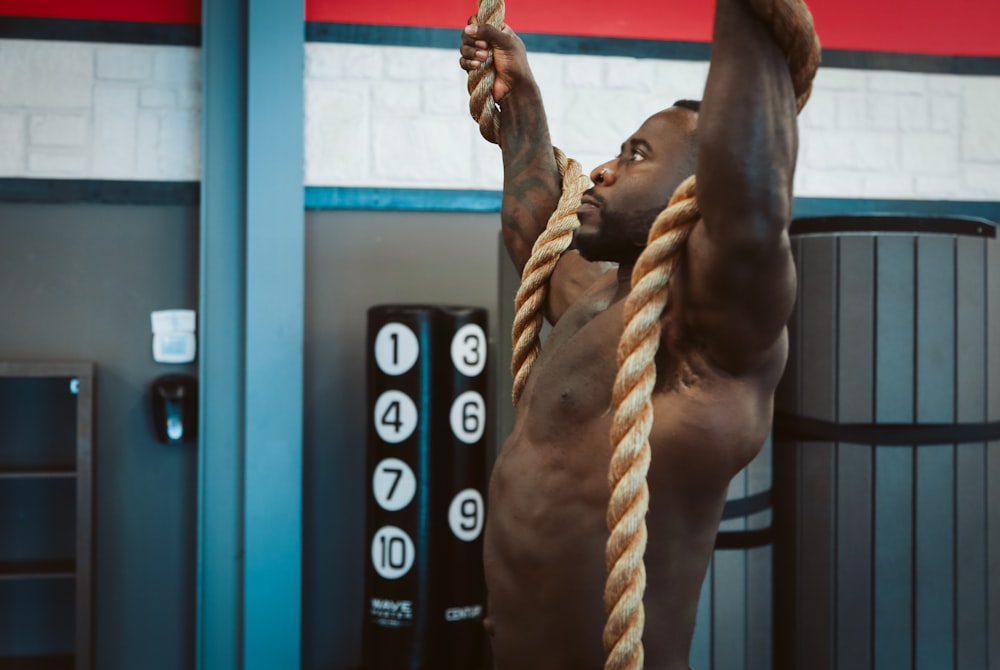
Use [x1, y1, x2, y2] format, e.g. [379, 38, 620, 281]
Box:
[363, 305, 488, 670]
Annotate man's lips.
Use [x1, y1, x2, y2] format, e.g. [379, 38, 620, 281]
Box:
[578, 193, 602, 210]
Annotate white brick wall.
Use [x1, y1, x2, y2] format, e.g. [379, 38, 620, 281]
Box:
[300, 43, 1000, 202]
[0, 39, 200, 181]
[2, 37, 999, 203]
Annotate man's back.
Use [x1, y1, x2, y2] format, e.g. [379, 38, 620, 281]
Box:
[482, 267, 787, 670]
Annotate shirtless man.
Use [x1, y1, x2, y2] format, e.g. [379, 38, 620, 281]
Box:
[459, 1, 799, 667]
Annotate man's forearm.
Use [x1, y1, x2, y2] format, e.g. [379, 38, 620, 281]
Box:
[498, 80, 563, 274]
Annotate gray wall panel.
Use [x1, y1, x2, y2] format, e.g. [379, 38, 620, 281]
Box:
[836, 235, 875, 670]
[914, 446, 955, 669]
[875, 236, 916, 422]
[746, 545, 772, 670]
[797, 236, 837, 668]
[873, 235, 915, 670]
[783, 224, 999, 670]
[0, 203, 198, 670]
[988, 237, 1000, 669]
[712, 551, 747, 670]
[690, 564, 713, 670]
[955, 233, 987, 670]
[914, 236, 956, 670]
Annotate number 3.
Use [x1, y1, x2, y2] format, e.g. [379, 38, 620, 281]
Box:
[451, 324, 486, 377]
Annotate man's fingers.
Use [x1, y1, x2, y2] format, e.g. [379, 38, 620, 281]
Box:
[464, 22, 508, 48]
[459, 57, 482, 71]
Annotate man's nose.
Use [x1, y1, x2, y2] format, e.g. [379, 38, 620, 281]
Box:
[590, 164, 615, 186]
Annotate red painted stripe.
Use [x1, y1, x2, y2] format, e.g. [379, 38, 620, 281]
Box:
[308, 0, 1000, 57]
[2, 0, 998, 57]
[0, 0, 201, 24]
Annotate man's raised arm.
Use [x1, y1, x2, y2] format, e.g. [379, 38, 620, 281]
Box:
[682, 0, 801, 374]
[460, 22, 563, 276]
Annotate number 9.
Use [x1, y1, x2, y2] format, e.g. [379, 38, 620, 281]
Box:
[448, 489, 484, 541]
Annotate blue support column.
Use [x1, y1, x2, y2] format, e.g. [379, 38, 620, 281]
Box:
[197, 0, 247, 665]
[198, 0, 304, 667]
[244, 0, 305, 666]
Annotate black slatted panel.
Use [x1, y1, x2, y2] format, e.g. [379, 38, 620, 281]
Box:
[777, 217, 998, 670]
[835, 235, 875, 670]
[914, 236, 956, 669]
[872, 234, 915, 670]
[796, 236, 838, 668]
[692, 441, 775, 670]
[987, 237, 1000, 667]
[955, 236, 988, 670]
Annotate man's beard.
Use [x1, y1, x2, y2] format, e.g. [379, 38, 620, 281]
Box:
[574, 202, 668, 265]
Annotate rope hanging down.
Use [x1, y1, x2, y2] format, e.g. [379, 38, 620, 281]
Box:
[466, 1, 820, 669]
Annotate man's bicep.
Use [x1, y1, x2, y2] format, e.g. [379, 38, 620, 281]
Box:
[680, 220, 796, 374]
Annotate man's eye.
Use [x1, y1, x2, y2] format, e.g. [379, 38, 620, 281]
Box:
[630, 150, 644, 162]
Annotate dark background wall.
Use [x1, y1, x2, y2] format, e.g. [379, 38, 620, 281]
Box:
[0, 203, 198, 669]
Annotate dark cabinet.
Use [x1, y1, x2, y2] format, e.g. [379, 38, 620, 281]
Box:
[0, 362, 93, 670]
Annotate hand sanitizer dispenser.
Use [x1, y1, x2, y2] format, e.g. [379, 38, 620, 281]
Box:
[150, 374, 197, 443]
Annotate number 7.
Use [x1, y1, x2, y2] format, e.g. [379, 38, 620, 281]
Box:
[382, 467, 403, 499]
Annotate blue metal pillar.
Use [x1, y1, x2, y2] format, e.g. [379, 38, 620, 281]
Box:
[198, 0, 304, 666]
[197, 0, 246, 664]
[243, 0, 305, 666]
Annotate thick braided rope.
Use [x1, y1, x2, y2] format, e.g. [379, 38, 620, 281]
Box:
[603, 182, 699, 670]
[511, 149, 589, 405]
[602, 2, 821, 669]
[466, 0, 504, 144]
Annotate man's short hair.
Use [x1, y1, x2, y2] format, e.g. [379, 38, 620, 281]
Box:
[673, 99, 701, 113]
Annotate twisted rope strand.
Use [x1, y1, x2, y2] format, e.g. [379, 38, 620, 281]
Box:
[467, 0, 505, 144]
[602, 1, 820, 667]
[510, 149, 589, 405]
[602, 186, 698, 670]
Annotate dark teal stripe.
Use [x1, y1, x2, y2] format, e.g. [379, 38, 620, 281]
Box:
[0, 178, 199, 205]
[3, 180, 999, 226]
[305, 186, 503, 212]
[0, 17, 200, 46]
[793, 197, 1000, 224]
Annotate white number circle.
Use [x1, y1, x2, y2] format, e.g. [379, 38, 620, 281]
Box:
[374, 322, 419, 376]
[448, 489, 484, 542]
[371, 525, 415, 580]
[372, 458, 416, 512]
[449, 390, 485, 444]
[374, 390, 418, 444]
[451, 323, 487, 377]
